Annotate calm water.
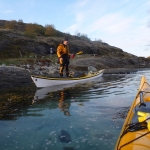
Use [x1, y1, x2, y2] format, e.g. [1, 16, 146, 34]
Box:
[0, 69, 150, 150]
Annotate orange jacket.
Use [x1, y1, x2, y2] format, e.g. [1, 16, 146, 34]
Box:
[57, 44, 70, 58]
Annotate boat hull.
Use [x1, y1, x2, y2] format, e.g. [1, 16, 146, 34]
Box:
[115, 76, 150, 150]
[31, 69, 104, 88]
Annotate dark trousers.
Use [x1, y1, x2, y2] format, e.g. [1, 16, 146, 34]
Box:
[59, 55, 70, 77]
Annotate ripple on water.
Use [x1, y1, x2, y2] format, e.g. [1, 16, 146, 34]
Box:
[0, 70, 150, 150]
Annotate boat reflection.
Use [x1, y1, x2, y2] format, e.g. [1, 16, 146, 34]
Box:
[33, 85, 73, 116]
[33, 83, 81, 101]
[32, 83, 93, 117]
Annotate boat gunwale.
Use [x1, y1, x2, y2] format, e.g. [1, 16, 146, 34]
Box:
[31, 69, 104, 81]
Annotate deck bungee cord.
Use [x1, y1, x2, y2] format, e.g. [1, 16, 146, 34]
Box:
[117, 89, 150, 150]
[117, 117, 150, 150]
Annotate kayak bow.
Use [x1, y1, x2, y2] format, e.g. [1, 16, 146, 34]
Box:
[115, 76, 150, 150]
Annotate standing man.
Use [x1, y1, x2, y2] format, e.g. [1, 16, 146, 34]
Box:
[57, 38, 70, 77]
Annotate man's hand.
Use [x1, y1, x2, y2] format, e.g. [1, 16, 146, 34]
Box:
[60, 57, 63, 61]
[59, 57, 63, 64]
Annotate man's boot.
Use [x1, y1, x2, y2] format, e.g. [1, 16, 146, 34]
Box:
[60, 73, 63, 77]
[66, 73, 69, 77]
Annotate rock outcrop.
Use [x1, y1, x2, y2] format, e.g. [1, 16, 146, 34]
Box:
[0, 66, 32, 88]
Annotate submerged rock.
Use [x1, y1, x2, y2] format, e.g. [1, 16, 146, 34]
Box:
[114, 107, 129, 119]
[58, 130, 72, 143]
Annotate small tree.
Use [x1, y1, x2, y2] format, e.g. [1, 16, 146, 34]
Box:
[34, 23, 45, 35]
[18, 19, 23, 23]
[44, 24, 56, 36]
[24, 23, 45, 37]
[24, 23, 36, 38]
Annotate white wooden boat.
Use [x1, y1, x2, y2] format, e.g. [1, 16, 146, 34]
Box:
[31, 69, 104, 88]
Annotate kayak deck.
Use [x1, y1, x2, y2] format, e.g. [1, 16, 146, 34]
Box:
[115, 76, 150, 150]
[118, 129, 150, 150]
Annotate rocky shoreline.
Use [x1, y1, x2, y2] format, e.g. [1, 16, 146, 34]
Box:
[0, 64, 140, 88]
[0, 66, 32, 88]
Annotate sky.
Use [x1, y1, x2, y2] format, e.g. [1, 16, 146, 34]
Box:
[0, 0, 150, 57]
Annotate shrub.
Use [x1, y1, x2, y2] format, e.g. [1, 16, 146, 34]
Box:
[24, 23, 45, 37]
[4, 20, 17, 29]
[24, 23, 36, 38]
[35, 25, 45, 35]
[44, 24, 56, 36]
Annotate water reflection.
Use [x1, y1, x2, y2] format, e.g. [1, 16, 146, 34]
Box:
[0, 85, 35, 120]
[1, 71, 150, 150]
[0, 84, 79, 119]
[33, 85, 91, 117]
[0, 74, 129, 120]
[58, 91, 71, 116]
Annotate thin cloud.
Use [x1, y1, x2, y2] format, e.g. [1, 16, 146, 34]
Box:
[64, 12, 86, 33]
[65, 24, 86, 35]
[66, 24, 78, 32]
[147, 20, 150, 27]
[75, 0, 89, 7]
[76, 13, 85, 23]
[3, 10, 14, 14]
[87, 13, 134, 34]
[146, 44, 150, 46]
[124, 0, 130, 3]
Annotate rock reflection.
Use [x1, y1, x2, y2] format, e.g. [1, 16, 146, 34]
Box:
[0, 83, 91, 120]
[0, 85, 35, 120]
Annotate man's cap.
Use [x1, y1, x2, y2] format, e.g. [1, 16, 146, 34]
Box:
[64, 37, 69, 41]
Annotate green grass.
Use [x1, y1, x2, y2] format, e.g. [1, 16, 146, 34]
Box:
[0, 54, 89, 65]
[0, 54, 91, 66]
[0, 58, 24, 65]
[0, 55, 57, 65]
